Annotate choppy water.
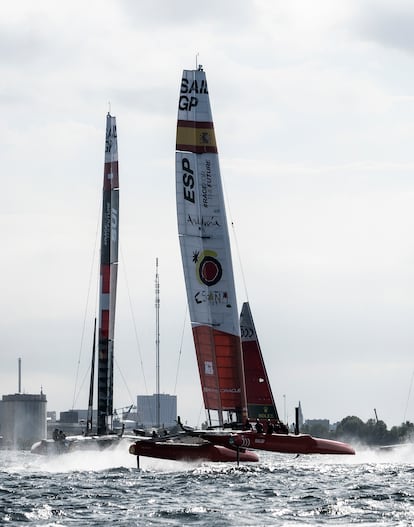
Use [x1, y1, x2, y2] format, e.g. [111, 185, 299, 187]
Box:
[1, 444, 414, 526]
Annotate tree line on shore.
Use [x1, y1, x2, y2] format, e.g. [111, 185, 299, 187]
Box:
[301, 416, 414, 446]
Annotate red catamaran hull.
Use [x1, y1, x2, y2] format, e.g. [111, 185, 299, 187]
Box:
[201, 432, 355, 455]
[129, 440, 259, 463]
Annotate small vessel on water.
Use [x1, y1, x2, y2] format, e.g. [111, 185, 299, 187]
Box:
[129, 66, 354, 464]
[32, 113, 133, 455]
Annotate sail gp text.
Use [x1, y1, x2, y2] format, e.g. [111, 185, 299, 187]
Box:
[179, 77, 208, 110]
[194, 290, 229, 305]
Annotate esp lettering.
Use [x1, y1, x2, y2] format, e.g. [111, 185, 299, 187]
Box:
[182, 157, 195, 203]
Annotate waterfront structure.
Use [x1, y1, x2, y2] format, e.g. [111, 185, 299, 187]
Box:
[136, 394, 177, 428]
[0, 392, 47, 449]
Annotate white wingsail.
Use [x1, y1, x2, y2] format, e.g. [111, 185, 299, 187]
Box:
[176, 67, 247, 426]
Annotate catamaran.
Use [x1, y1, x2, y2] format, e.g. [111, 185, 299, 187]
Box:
[32, 113, 133, 455]
[129, 66, 354, 464]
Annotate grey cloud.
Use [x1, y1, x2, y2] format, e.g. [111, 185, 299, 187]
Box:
[0, 27, 47, 66]
[118, 0, 256, 31]
[355, 1, 414, 53]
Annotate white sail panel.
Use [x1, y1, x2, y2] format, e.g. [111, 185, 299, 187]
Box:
[176, 151, 239, 336]
[178, 69, 212, 123]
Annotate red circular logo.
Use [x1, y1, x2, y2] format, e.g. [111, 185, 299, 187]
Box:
[199, 255, 222, 286]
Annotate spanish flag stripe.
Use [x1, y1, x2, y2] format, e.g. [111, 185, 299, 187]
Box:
[176, 126, 217, 149]
[177, 120, 214, 129]
[176, 144, 218, 154]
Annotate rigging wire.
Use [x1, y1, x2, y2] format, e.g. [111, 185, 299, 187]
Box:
[195, 403, 204, 429]
[71, 194, 101, 409]
[72, 237, 150, 420]
[173, 306, 188, 395]
[73, 365, 91, 407]
[221, 171, 250, 303]
[120, 244, 149, 396]
[114, 357, 136, 406]
[403, 367, 414, 422]
[231, 220, 250, 304]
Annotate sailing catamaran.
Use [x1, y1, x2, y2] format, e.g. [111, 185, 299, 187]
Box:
[200, 300, 354, 455]
[129, 66, 354, 463]
[32, 113, 132, 455]
[129, 67, 258, 463]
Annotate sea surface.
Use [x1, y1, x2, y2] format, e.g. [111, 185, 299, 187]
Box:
[1, 444, 414, 526]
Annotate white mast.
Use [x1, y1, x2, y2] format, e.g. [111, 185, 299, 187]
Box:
[18, 357, 21, 393]
[155, 257, 160, 428]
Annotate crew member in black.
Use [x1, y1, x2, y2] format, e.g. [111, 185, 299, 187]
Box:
[255, 419, 264, 433]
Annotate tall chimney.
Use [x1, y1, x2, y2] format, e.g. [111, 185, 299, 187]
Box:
[18, 357, 21, 393]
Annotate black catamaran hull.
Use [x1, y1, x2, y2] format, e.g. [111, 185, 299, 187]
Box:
[31, 434, 135, 455]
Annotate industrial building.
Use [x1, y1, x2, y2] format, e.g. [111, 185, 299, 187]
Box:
[0, 392, 47, 449]
[137, 394, 177, 428]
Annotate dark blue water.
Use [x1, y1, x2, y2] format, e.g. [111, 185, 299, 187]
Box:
[1, 445, 414, 525]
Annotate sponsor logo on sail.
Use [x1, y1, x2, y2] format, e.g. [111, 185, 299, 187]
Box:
[205, 361, 214, 375]
[203, 387, 241, 394]
[111, 208, 118, 242]
[194, 290, 229, 306]
[179, 77, 208, 110]
[186, 214, 220, 228]
[240, 326, 254, 338]
[105, 123, 117, 153]
[193, 249, 222, 286]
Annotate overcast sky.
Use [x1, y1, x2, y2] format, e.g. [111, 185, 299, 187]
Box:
[2, 0, 414, 428]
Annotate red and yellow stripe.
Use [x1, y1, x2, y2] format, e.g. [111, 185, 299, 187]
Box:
[176, 120, 217, 154]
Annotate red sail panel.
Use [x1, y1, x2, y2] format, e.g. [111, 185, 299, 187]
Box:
[240, 302, 279, 421]
[104, 160, 119, 189]
[193, 326, 245, 412]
